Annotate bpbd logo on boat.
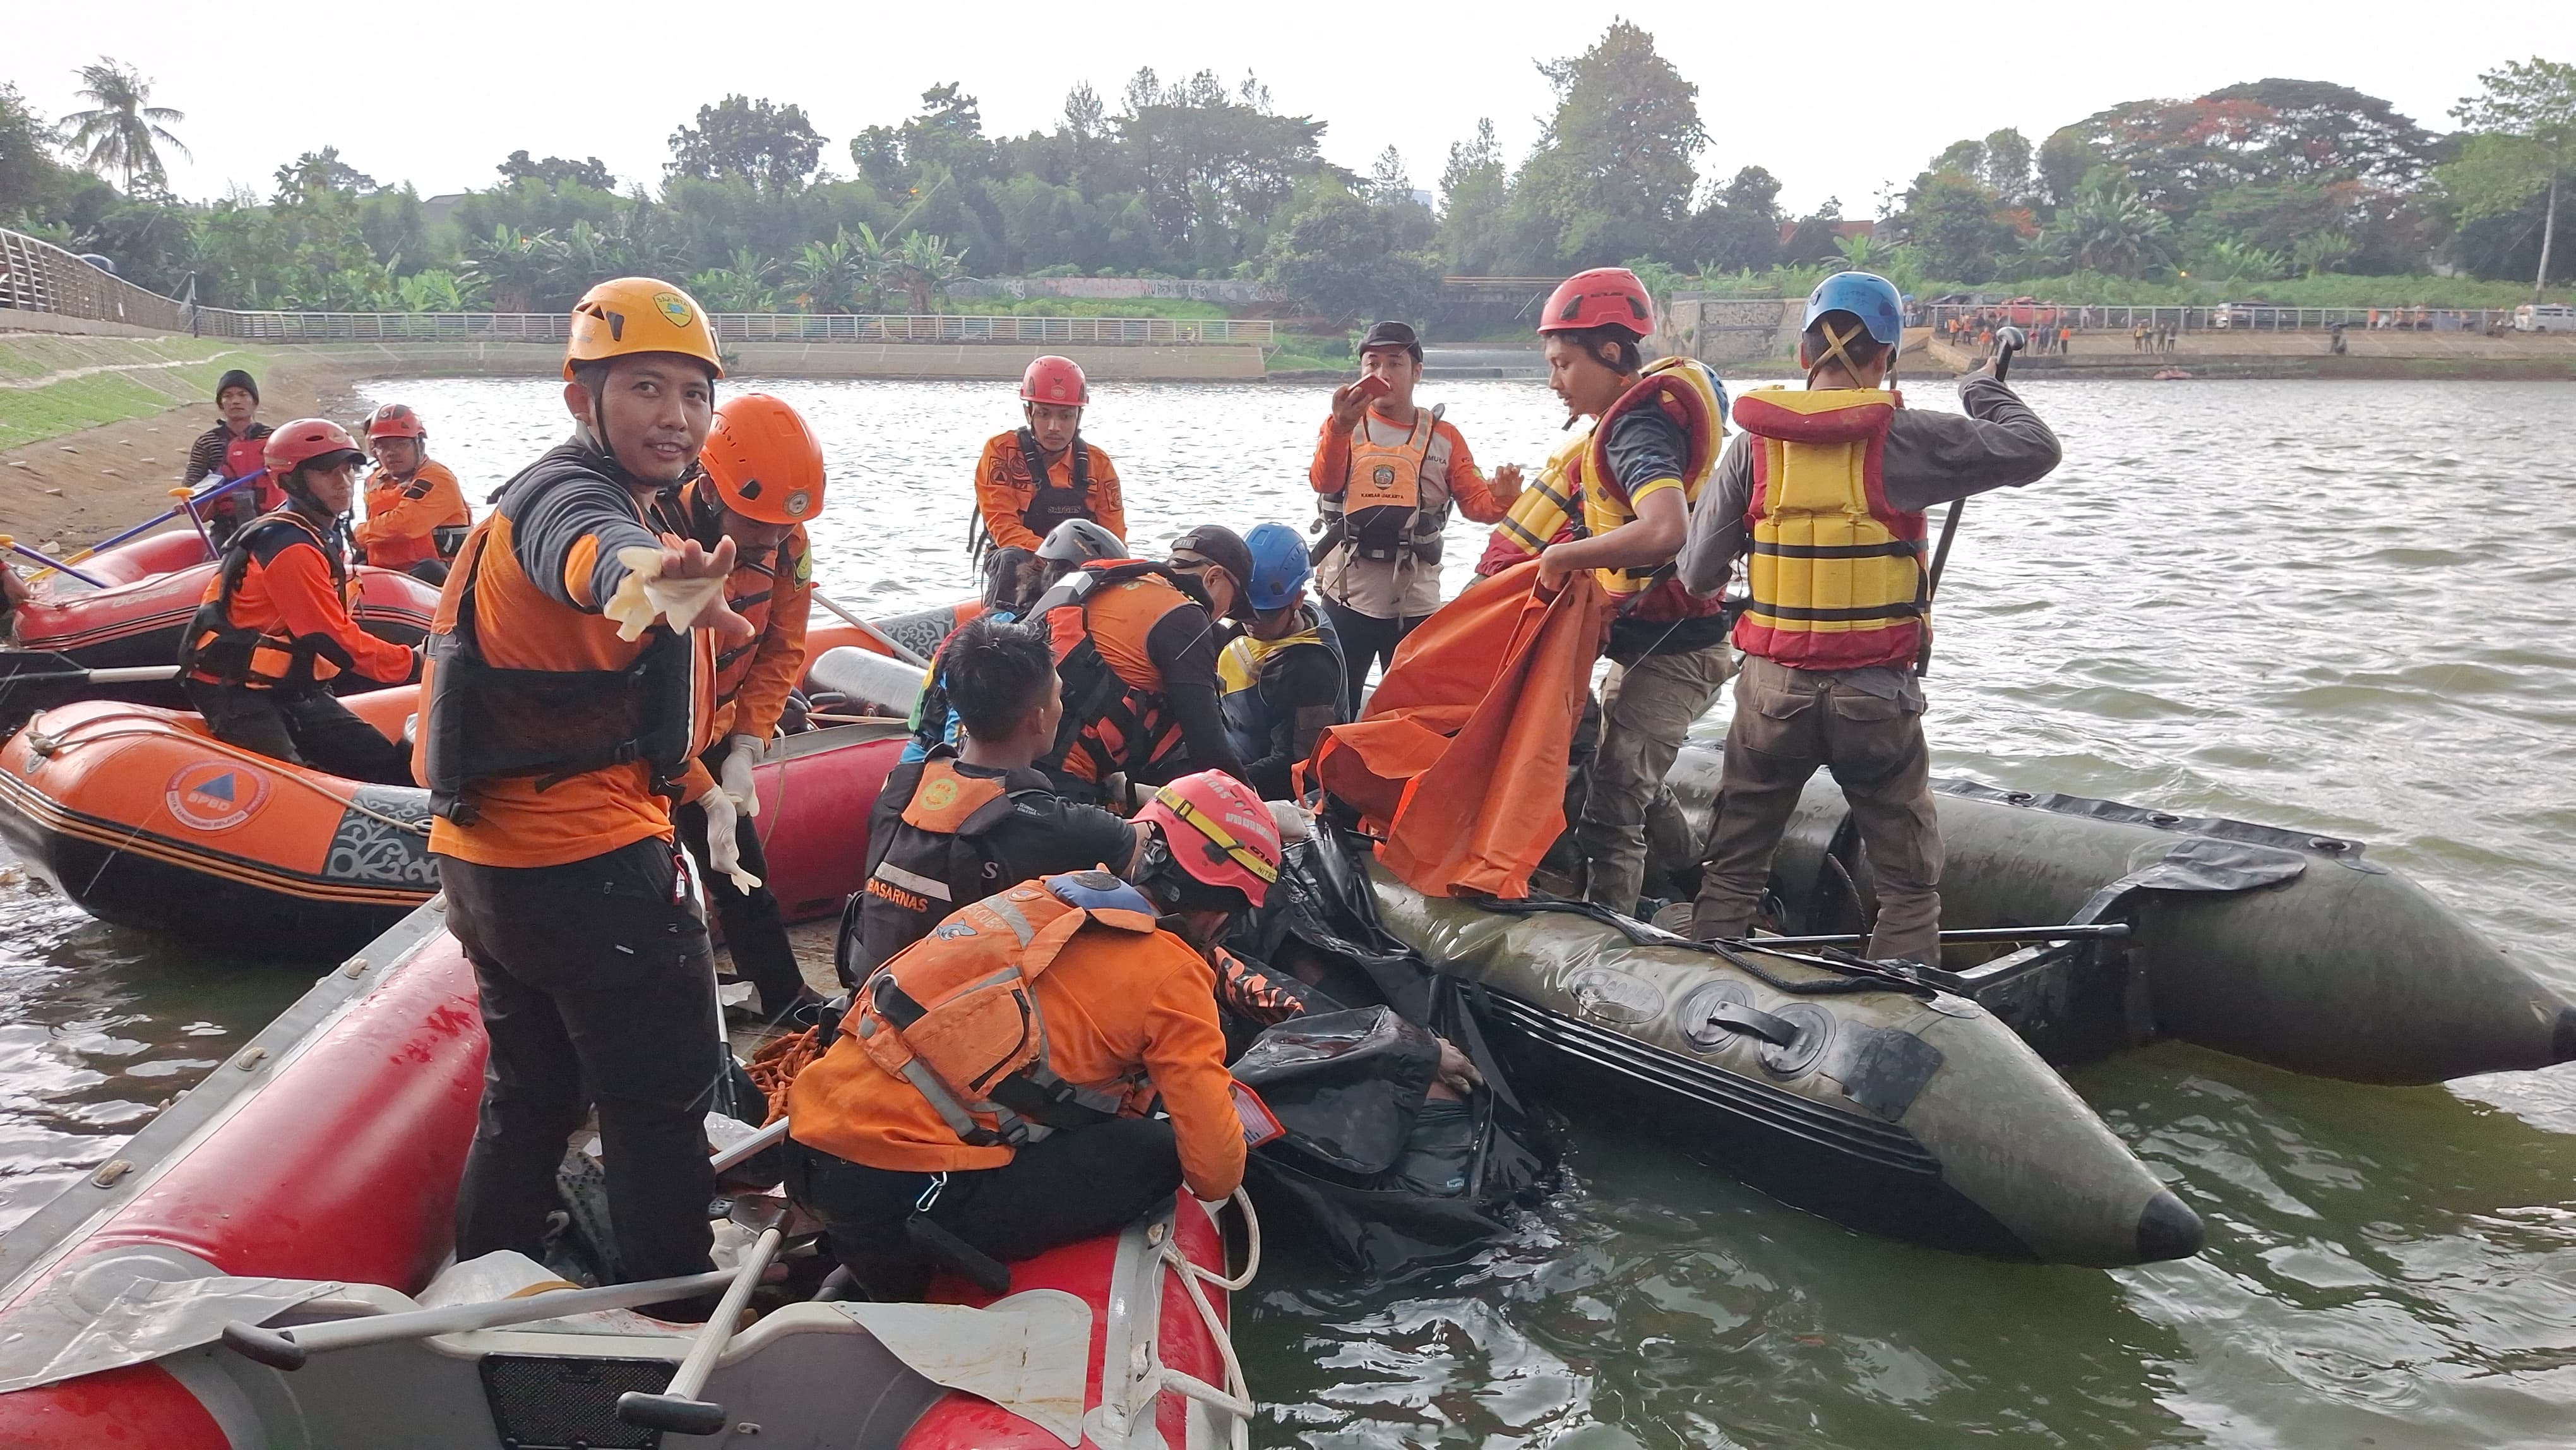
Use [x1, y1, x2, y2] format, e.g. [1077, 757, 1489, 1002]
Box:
[164, 761, 268, 832]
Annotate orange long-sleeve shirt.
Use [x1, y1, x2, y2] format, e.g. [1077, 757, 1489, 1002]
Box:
[1308, 409, 1512, 618]
[789, 917, 1246, 1200]
[352, 459, 470, 572]
[186, 514, 417, 690]
[974, 431, 1124, 551]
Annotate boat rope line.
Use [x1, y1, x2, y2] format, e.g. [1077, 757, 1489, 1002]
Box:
[1476, 895, 1939, 999]
[20, 709, 433, 837]
[1152, 1188, 1261, 1448]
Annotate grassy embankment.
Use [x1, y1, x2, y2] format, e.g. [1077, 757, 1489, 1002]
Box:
[0, 335, 274, 452]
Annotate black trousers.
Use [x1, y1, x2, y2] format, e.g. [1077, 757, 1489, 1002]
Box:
[1321, 597, 1426, 716]
[674, 784, 808, 1015]
[784, 1118, 1184, 1301]
[443, 836, 725, 1297]
[184, 679, 415, 785]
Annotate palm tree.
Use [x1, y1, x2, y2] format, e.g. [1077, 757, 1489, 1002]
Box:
[61, 58, 189, 193]
[2036, 183, 2174, 279]
[784, 230, 868, 313]
[883, 232, 971, 315]
[1829, 232, 1893, 274]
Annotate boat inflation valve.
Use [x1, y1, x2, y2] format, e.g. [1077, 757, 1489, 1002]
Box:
[1756, 1004, 1836, 1078]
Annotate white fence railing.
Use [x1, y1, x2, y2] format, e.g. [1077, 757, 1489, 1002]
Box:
[1920, 302, 2531, 335]
[0, 228, 189, 331]
[186, 309, 1273, 347]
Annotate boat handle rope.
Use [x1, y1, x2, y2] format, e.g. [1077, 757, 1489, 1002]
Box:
[1477, 895, 1938, 999]
[20, 709, 432, 837]
[1148, 1186, 1261, 1449]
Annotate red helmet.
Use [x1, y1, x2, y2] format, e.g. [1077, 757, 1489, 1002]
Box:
[364, 402, 426, 440]
[1537, 267, 1655, 337]
[700, 393, 825, 525]
[1019, 354, 1088, 407]
[263, 418, 366, 477]
[1135, 771, 1282, 911]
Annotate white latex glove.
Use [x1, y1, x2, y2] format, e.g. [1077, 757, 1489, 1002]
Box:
[1267, 799, 1313, 844]
[604, 545, 732, 641]
[695, 784, 763, 895]
[718, 734, 763, 818]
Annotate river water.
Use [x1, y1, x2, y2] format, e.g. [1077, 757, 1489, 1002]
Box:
[4, 374, 2572, 1447]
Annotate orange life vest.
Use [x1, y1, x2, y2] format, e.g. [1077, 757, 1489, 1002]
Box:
[181, 509, 359, 691]
[1037, 560, 1198, 784]
[1729, 386, 1925, 671]
[847, 871, 1159, 1148]
[653, 477, 811, 716]
[1325, 407, 1449, 565]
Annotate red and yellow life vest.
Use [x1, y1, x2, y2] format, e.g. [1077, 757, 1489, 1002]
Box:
[1475, 425, 1593, 576]
[1729, 386, 1925, 671]
[1570, 357, 1727, 620]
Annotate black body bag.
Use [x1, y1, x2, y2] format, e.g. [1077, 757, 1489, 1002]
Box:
[1226, 827, 1557, 1279]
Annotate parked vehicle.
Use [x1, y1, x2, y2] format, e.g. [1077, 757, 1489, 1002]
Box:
[2513, 304, 2576, 334]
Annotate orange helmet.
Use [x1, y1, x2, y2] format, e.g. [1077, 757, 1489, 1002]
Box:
[1135, 771, 1282, 911]
[698, 393, 825, 525]
[1537, 267, 1654, 337]
[364, 402, 426, 440]
[1018, 354, 1088, 406]
[263, 418, 366, 477]
[564, 277, 724, 381]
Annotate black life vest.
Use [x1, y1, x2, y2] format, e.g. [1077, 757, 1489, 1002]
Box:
[1217, 606, 1347, 767]
[1030, 560, 1208, 791]
[838, 749, 1057, 985]
[179, 508, 349, 692]
[417, 446, 698, 825]
[1017, 428, 1094, 537]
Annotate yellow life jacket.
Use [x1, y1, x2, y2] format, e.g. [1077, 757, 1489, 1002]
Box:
[1217, 608, 1345, 763]
[1729, 386, 1926, 671]
[1571, 357, 1728, 616]
[1475, 424, 1594, 575]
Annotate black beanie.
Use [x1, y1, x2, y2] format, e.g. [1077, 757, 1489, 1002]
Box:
[215, 369, 259, 404]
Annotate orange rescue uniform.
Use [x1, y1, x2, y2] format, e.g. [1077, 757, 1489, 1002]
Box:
[418, 445, 717, 868]
[787, 914, 1245, 1199]
[183, 509, 417, 690]
[653, 477, 813, 744]
[352, 459, 470, 573]
[973, 431, 1123, 551]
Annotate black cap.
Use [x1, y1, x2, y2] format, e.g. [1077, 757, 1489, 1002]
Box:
[215, 369, 258, 404]
[1169, 524, 1254, 593]
[1359, 320, 1422, 361]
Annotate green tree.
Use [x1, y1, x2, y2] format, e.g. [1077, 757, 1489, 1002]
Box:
[2037, 181, 2175, 277]
[1899, 164, 2018, 282]
[1683, 166, 1784, 273]
[2291, 232, 2355, 277]
[688, 247, 780, 312]
[1981, 128, 2034, 202]
[1507, 21, 1703, 268]
[883, 231, 970, 313]
[669, 95, 825, 196]
[498, 151, 614, 189]
[1434, 119, 1509, 273]
[1265, 186, 1439, 325]
[2451, 57, 2576, 297]
[785, 226, 879, 312]
[61, 57, 188, 193]
[0, 83, 74, 223]
[2203, 237, 2289, 281]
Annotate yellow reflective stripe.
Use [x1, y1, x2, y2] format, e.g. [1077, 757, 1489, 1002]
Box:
[1626, 477, 1683, 506]
[1155, 789, 1279, 883]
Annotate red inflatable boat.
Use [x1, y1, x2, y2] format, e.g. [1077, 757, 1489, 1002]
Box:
[0, 690, 905, 961]
[0, 902, 1254, 1448]
[10, 556, 437, 680]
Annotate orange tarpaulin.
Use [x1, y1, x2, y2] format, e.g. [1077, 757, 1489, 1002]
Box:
[1309, 560, 1606, 899]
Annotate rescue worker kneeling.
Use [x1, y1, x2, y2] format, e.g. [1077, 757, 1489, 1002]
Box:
[179, 417, 419, 784]
[657, 393, 830, 1022]
[850, 614, 1146, 984]
[785, 770, 1277, 1301]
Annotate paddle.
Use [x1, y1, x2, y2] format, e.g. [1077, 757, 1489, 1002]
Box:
[811, 589, 931, 669]
[219, 1266, 747, 1370]
[0, 652, 184, 689]
[1917, 328, 2021, 676]
[615, 1227, 785, 1437]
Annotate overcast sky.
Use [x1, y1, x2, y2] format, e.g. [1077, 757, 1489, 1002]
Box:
[12, 1, 2573, 222]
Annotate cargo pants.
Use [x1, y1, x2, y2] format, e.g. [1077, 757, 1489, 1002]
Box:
[1573, 640, 1736, 916]
[1688, 655, 1944, 966]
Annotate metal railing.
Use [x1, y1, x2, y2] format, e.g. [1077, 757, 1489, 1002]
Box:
[0, 228, 189, 331]
[185, 309, 1273, 346]
[1919, 302, 2532, 335]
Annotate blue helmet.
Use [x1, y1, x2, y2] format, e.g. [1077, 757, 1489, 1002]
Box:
[1243, 522, 1313, 612]
[1803, 272, 1905, 352]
